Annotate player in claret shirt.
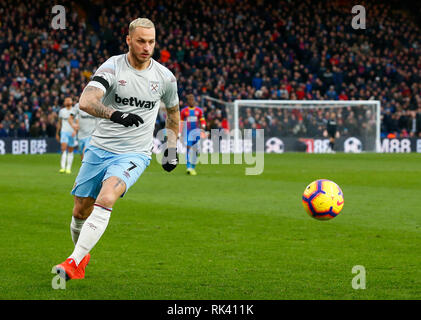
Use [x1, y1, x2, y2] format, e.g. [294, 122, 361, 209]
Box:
[53, 18, 180, 281]
[180, 94, 206, 175]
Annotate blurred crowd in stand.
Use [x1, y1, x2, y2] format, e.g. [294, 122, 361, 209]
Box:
[0, 0, 420, 140]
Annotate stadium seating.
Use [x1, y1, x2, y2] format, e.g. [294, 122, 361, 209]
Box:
[0, 0, 420, 139]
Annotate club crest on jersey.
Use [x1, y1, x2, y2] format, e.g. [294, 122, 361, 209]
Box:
[118, 79, 127, 86]
[149, 80, 160, 95]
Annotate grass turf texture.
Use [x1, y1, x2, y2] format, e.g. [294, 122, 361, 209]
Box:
[0, 153, 420, 300]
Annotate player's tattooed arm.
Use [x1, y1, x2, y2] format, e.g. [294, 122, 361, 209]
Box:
[79, 86, 114, 119]
[165, 105, 180, 148]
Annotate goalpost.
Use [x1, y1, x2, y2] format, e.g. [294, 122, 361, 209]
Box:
[201, 97, 381, 153]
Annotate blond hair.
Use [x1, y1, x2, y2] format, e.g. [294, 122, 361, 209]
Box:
[129, 18, 155, 34]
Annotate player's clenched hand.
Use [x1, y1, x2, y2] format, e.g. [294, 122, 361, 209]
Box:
[162, 147, 178, 172]
[110, 111, 144, 127]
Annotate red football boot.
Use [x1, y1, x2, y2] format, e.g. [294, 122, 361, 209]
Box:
[77, 253, 91, 275]
[54, 254, 91, 280]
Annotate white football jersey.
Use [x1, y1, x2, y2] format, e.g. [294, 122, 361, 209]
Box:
[73, 103, 98, 140]
[86, 54, 179, 155]
[58, 107, 76, 133]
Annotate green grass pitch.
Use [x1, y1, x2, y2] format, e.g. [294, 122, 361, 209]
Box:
[0, 153, 420, 299]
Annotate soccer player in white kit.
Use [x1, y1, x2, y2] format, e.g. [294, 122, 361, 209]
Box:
[54, 18, 180, 280]
[71, 102, 98, 160]
[56, 97, 78, 174]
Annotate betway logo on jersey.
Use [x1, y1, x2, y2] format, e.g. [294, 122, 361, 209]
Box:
[115, 94, 157, 109]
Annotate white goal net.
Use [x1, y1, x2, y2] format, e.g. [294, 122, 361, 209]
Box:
[201, 97, 381, 153]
